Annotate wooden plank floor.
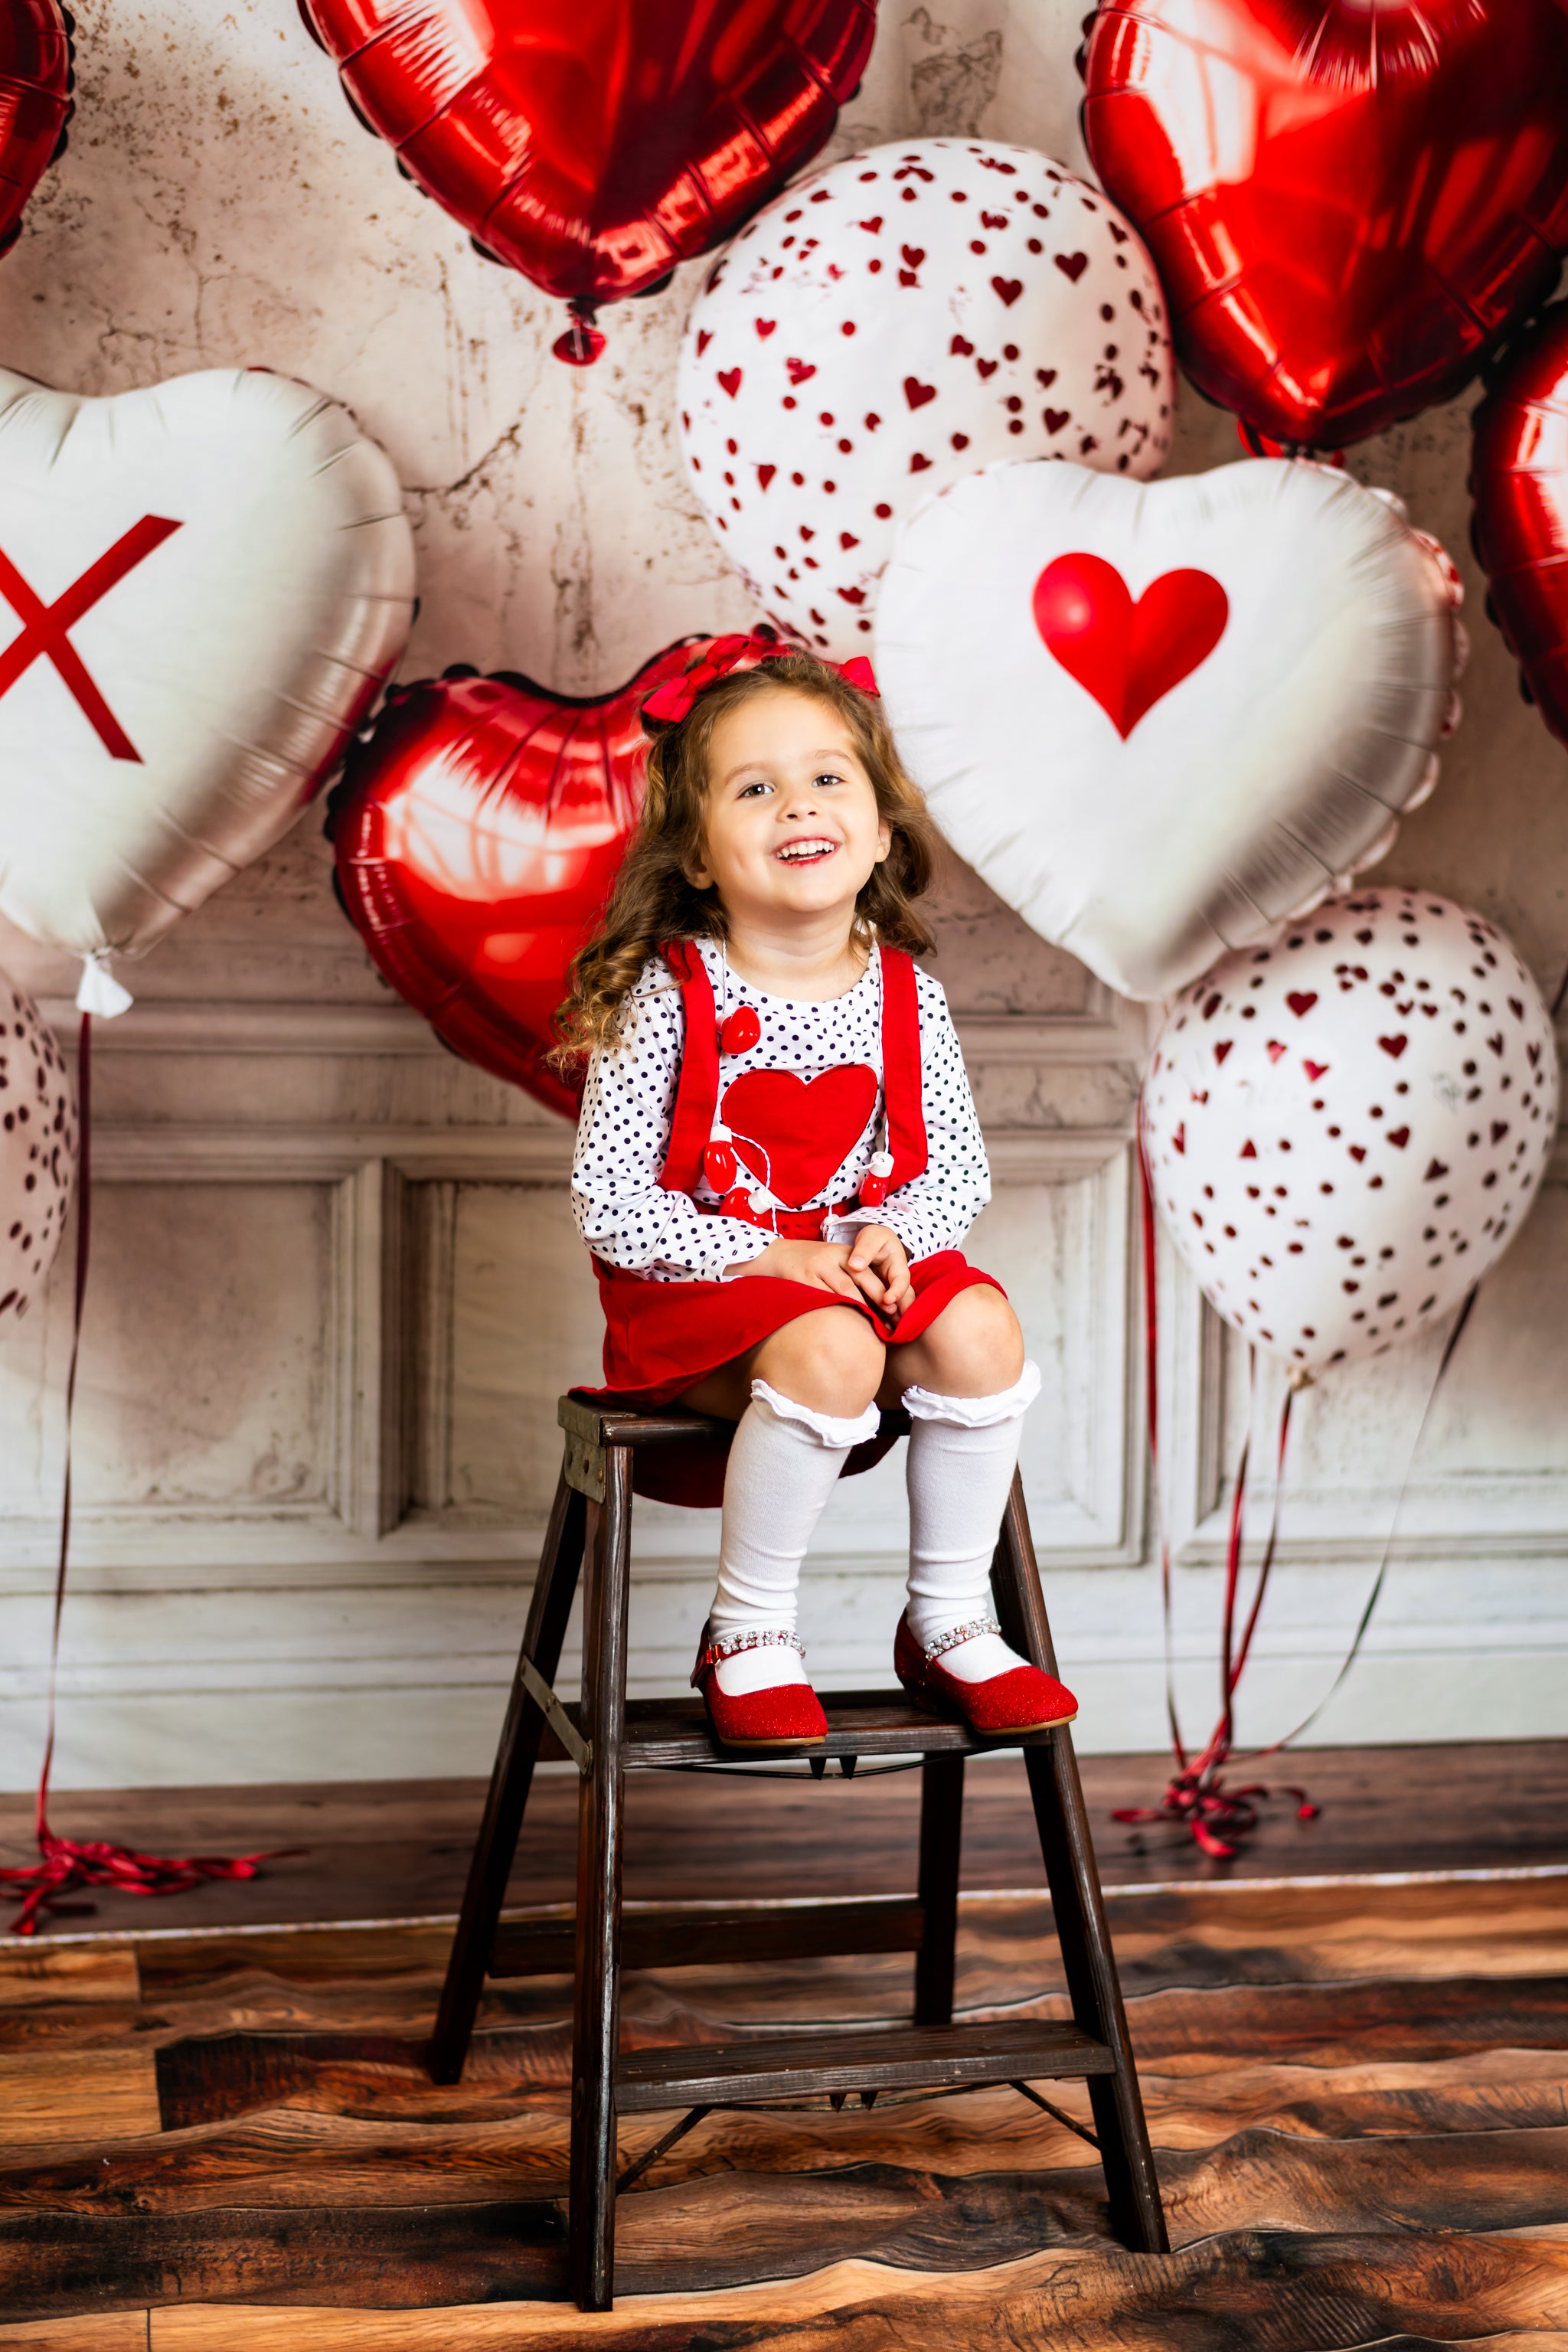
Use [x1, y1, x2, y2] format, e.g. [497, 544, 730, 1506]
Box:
[2, 1738, 1566, 1942]
[2, 1744, 1567, 2345]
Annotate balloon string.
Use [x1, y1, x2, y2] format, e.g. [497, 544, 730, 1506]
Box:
[1135, 1116, 1187, 1769]
[1122, 1152, 1478, 1859]
[0, 1014, 283, 1937]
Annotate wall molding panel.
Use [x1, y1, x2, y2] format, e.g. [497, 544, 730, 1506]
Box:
[3, 983, 1566, 1788]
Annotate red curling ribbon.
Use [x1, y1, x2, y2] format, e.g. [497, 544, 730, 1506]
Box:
[0, 1015, 283, 1938]
[1115, 1119, 1315, 1860]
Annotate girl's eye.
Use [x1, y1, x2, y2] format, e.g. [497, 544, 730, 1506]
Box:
[813, 772, 845, 789]
[738, 779, 773, 799]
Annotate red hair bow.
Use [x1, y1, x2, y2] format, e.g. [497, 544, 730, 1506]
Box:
[641, 632, 879, 727]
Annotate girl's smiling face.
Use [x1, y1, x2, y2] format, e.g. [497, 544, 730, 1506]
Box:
[688, 686, 892, 928]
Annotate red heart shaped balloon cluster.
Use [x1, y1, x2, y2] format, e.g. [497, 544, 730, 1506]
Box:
[298, 0, 875, 361]
[0, 2, 73, 260]
[1080, 0, 1568, 451]
[1472, 303, 1568, 749]
[326, 641, 705, 1118]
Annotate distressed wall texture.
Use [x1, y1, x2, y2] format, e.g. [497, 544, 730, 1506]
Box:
[0, 1, 1566, 1787]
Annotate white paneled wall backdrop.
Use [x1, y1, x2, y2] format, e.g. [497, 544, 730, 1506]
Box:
[2, 1, 1567, 1789]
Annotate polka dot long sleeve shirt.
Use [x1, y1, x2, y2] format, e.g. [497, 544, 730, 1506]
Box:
[570, 939, 991, 1283]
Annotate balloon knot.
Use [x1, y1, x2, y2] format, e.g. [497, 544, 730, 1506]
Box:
[554, 298, 606, 367]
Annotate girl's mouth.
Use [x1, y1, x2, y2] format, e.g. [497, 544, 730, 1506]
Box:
[774, 836, 838, 864]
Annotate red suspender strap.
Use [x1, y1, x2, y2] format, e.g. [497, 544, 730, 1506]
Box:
[658, 939, 720, 1193]
[880, 946, 928, 1188]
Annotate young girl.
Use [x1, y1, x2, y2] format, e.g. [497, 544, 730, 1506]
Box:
[557, 634, 1077, 1751]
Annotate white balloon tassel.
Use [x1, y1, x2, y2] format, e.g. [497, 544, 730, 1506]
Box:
[679, 137, 1174, 662]
[1141, 890, 1557, 1374]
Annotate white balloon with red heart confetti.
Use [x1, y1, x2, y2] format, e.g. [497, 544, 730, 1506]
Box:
[0, 971, 77, 1325]
[678, 136, 1174, 662]
[1141, 891, 1557, 1374]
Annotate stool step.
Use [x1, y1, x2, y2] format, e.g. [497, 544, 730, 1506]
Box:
[617, 2018, 1116, 2112]
[539, 1687, 1066, 1768]
[493, 1896, 925, 1978]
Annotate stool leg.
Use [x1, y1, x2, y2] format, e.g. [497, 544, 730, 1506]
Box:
[569, 1442, 633, 2311]
[428, 1469, 586, 2085]
[913, 1753, 964, 2026]
[991, 1475, 1168, 2254]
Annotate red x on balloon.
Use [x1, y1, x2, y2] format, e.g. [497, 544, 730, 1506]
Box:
[0, 514, 183, 763]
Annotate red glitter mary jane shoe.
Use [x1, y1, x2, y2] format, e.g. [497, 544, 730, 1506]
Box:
[893, 1612, 1077, 1738]
[691, 1623, 828, 1750]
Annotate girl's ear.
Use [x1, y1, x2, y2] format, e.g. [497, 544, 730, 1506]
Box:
[874, 815, 893, 865]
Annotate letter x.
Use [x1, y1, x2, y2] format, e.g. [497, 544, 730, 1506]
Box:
[0, 514, 184, 764]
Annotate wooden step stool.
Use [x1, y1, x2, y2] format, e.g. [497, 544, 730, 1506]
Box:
[430, 1392, 1168, 2309]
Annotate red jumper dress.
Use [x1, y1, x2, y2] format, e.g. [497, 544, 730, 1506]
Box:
[580, 941, 1003, 1505]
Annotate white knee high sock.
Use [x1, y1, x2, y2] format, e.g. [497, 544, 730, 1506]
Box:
[903, 1362, 1042, 1684]
[710, 1380, 879, 1695]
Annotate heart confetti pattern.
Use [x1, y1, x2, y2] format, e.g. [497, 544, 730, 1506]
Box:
[678, 138, 1173, 661]
[1142, 892, 1557, 1373]
[0, 970, 76, 1325]
[877, 457, 1465, 1000]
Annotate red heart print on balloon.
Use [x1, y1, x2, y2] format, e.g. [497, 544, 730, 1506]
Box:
[327, 638, 705, 1119]
[1032, 554, 1228, 739]
[721, 1064, 878, 1206]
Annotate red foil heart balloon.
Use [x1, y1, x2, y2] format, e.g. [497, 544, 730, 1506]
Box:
[1080, 0, 1568, 452]
[327, 641, 706, 1118]
[0, 3, 72, 260]
[1472, 303, 1568, 749]
[298, 0, 875, 361]
[1032, 555, 1228, 740]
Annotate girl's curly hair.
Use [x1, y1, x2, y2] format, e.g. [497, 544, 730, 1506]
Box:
[552, 651, 938, 1062]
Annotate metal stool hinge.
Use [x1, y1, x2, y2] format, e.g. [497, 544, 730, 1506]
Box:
[521, 1655, 593, 1775]
[562, 1428, 606, 1503]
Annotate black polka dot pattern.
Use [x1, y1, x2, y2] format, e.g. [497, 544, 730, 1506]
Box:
[1142, 890, 1560, 1371]
[571, 939, 991, 1280]
[0, 981, 77, 1324]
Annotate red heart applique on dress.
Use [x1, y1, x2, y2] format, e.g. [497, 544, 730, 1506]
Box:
[722, 1064, 877, 1206]
[1032, 554, 1229, 738]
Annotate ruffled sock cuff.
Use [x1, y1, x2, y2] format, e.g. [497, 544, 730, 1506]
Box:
[901, 1358, 1042, 1429]
[751, 1377, 881, 1449]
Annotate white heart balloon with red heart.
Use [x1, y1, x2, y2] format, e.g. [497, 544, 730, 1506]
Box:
[0, 365, 416, 1004]
[1141, 890, 1557, 1374]
[875, 456, 1465, 999]
[678, 136, 1174, 662]
[0, 966, 76, 1324]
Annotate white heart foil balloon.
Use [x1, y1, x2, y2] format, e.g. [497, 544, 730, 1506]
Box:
[875, 456, 1464, 999]
[678, 138, 1174, 662]
[0, 967, 76, 1322]
[1141, 891, 1557, 1373]
[0, 366, 416, 968]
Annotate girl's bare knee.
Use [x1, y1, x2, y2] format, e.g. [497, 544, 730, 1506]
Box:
[755, 1308, 885, 1417]
[896, 1286, 1024, 1396]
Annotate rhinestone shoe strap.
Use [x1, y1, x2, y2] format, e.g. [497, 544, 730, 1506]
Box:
[923, 1614, 1001, 1662]
[694, 1627, 807, 1681]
